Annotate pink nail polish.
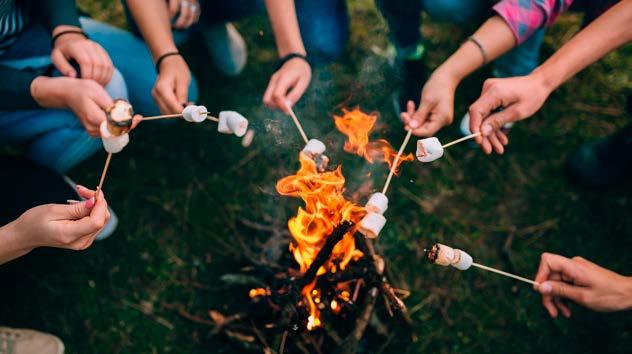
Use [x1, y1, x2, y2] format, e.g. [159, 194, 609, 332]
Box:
[409, 120, 420, 129]
[85, 197, 96, 208]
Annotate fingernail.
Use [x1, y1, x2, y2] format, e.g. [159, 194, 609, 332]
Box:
[85, 197, 96, 209]
[408, 120, 420, 129]
[285, 99, 293, 108]
[76, 185, 86, 190]
[482, 124, 492, 136]
[540, 282, 552, 294]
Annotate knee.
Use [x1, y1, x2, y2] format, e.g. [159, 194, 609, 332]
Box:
[425, 0, 480, 23]
[105, 68, 129, 101]
[296, 0, 349, 64]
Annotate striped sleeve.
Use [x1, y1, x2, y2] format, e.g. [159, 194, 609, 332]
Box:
[494, 0, 574, 44]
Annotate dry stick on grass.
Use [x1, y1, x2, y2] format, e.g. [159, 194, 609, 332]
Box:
[335, 287, 378, 354]
[382, 129, 413, 195]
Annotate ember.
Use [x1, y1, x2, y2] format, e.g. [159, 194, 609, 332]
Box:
[334, 107, 414, 174]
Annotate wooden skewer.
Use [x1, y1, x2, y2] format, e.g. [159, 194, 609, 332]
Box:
[96, 152, 113, 199]
[441, 132, 481, 149]
[284, 103, 309, 144]
[472, 262, 540, 286]
[382, 129, 413, 195]
[141, 112, 219, 122]
[66, 199, 81, 204]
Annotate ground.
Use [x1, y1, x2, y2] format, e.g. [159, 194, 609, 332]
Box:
[1, 1, 631, 353]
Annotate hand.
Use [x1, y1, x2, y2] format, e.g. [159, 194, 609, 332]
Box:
[534, 253, 632, 317]
[402, 71, 458, 137]
[168, 0, 201, 30]
[51, 25, 114, 86]
[468, 75, 551, 154]
[31, 76, 114, 136]
[263, 58, 311, 114]
[10, 186, 110, 251]
[153, 54, 192, 114]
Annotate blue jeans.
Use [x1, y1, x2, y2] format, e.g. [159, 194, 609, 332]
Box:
[375, 0, 545, 77]
[122, 0, 348, 64]
[0, 21, 130, 173]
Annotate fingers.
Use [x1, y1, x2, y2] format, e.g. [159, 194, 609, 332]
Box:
[262, 73, 279, 109]
[131, 114, 143, 130]
[90, 82, 115, 110]
[285, 76, 310, 110]
[91, 42, 114, 85]
[51, 48, 76, 78]
[62, 190, 109, 240]
[175, 77, 190, 108]
[488, 131, 505, 155]
[51, 196, 95, 220]
[75, 49, 94, 82]
[174, 0, 192, 29]
[76, 185, 96, 200]
[153, 77, 183, 114]
[539, 280, 586, 307]
[553, 297, 572, 318]
[535, 253, 580, 285]
[271, 74, 298, 114]
[168, 0, 180, 18]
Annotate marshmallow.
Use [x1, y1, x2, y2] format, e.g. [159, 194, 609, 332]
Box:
[218, 111, 249, 137]
[100, 121, 129, 153]
[302, 139, 326, 157]
[106, 99, 134, 136]
[416, 137, 444, 163]
[182, 105, 208, 123]
[426, 243, 473, 271]
[358, 212, 386, 239]
[366, 192, 388, 215]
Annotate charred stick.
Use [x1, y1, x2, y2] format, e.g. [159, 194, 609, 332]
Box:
[297, 221, 354, 289]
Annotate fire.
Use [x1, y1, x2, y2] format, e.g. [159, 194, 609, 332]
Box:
[334, 107, 413, 174]
[276, 153, 365, 329]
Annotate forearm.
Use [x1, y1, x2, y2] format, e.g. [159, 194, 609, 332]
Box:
[125, 0, 178, 60]
[532, 0, 632, 92]
[264, 0, 306, 57]
[0, 222, 31, 265]
[434, 16, 515, 82]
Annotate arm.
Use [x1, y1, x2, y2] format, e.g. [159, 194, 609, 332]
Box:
[468, 0, 632, 154]
[125, 0, 193, 114]
[262, 0, 311, 113]
[0, 187, 109, 265]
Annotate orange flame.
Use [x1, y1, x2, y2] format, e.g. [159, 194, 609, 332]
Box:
[276, 153, 365, 330]
[334, 107, 413, 174]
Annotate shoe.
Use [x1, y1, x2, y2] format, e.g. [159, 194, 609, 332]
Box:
[392, 58, 427, 115]
[200, 22, 247, 76]
[565, 134, 632, 189]
[63, 176, 118, 240]
[0, 327, 64, 354]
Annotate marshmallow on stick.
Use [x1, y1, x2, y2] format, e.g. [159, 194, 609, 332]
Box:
[358, 192, 389, 238]
[302, 138, 329, 172]
[416, 137, 444, 163]
[218, 110, 249, 137]
[101, 99, 133, 153]
[182, 105, 208, 123]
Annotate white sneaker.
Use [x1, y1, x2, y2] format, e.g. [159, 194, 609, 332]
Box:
[0, 327, 64, 354]
[200, 22, 247, 76]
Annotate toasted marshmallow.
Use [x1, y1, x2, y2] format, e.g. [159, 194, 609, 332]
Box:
[302, 139, 326, 157]
[452, 249, 473, 270]
[218, 111, 249, 137]
[358, 212, 387, 239]
[416, 137, 444, 163]
[182, 105, 207, 123]
[426, 243, 473, 270]
[366, 192, 388, 215]
[100, 121, 129, 153]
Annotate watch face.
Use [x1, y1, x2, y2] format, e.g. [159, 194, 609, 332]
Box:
[107, 99, 134, 127]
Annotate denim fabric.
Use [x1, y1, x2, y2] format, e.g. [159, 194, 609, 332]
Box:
[375, 0, 544, 77]
[0, 20, 134, 173]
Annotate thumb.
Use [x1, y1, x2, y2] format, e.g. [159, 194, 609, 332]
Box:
[539, 280, 586, 304]
[175, 78, 189, 108]
[53, 198, 96, 220]
[480, 108, 519, 136]
[51, 49, 76, 78]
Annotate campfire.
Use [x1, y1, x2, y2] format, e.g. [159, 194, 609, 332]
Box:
[198, 107, 415, 352]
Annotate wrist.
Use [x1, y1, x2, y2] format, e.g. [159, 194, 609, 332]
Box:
[31, 76, 71, 109]
[622, 276, 632, 310]
[51, 25, 87, 47]
[429, 66, 460, 89]
[530, 67, 557, 95]
[1, 219, 32, 254]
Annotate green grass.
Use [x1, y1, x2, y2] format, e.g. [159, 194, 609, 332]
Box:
[1, 1, 631, 353]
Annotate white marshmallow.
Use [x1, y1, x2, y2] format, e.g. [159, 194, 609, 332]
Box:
[182, 105, 207, 123]
[302, 139, 326, 157]
[358, 212, 387, 239]
[416, 137, 444, 163]
[100, 121, 129, 153]
[218, 111, 249, 137]
[366, 192, 388, 215]
[452, 250, 473, 271]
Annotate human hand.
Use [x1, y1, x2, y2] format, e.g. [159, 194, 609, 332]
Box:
[535, 253, 632, 317]
[263, 57, 311, 114]
[51, 25, 114, 86]
[468, 75, 551, 154]
[168, 0, 201, 29]
[153, 54, 192, 114]
[30, 76, 114, 136]
[11, 186, 109, 251]
[402, 71, 458, 137]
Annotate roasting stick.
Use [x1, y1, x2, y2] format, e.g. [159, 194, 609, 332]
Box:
[284, 102, 309, 144]
[382, 129, 413, 195]
[95, 152, 113, 199]
[441, 132, 481, 149]
[472, 262, 540, 286]
[141, 112, 219, 122]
